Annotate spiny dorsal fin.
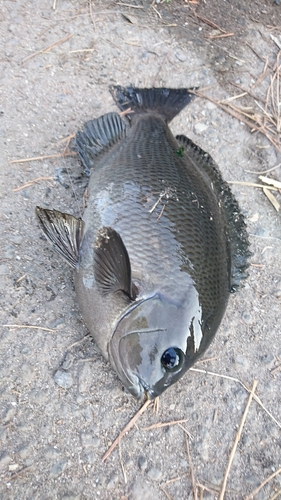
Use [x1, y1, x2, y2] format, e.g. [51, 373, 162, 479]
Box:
[176, 134, 251, 292]
[110, 86, 196, 123]
[94, 227, 136, 300]
[36, 207, 84, 268]
[76, 112, 127, 174]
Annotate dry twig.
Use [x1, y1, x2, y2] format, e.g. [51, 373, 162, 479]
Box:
[245, 466, 281, 500]
[219, 380, 258, 499]
[102, 399, 151, 462]
[3, 324, 56, 332]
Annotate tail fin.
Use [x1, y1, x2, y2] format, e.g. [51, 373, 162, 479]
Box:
[110, 85, 196, 123]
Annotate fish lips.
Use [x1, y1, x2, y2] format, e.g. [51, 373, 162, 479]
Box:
[109, 290, 203, 400]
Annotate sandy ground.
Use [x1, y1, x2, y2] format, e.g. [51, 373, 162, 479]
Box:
[0, 1, 281, 499]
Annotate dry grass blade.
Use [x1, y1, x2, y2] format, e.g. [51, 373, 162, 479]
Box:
[219, 380, 258, 499]
[142, 419, 188, 431]
[192, 10, 226, 33]
[2, 324, 56, 332]
[185, 434, 197, 500]
[10, 152, 76, 164]
[227, 181, 277, 191]
[245, 162, 281, 174]
[13, 176, 54, 192]
[21, 34, 73, 63]
[102, 399, 151, 462]
[263, 188, 280, 212]
[259, 175, 281, 189]
[190, 367, 281, 429]
[244, 466, 281, 500]
[159, 485, 174, 500]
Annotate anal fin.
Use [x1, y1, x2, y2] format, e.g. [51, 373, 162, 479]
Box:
[76, 112, 127, 174]
[94, 227, 137, 301]
[36, 207, 84, 268]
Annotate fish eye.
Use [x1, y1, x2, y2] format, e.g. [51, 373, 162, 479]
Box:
[161, 347, 184, 372]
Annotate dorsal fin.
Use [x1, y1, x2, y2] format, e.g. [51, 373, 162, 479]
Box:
[110, 86, 196, 123]
[76, 112, 127, 174]
[176, 134, 251, 292]
[94, 227, 137, 300]
[36, 207, 84, 268]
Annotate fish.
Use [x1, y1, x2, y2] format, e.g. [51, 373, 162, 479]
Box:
[36, 85, 250, 400]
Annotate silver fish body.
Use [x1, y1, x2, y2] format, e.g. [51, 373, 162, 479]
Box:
[37, 86, 250, 399]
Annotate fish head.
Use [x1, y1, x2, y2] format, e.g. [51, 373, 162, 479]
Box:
[109, 287, 204, 400]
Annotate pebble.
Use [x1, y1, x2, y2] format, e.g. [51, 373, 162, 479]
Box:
[0, 264, 9, 275]
[54, 370, 73, 389]
[45, 447, 61, 460]
[81, 433, 94, 449]
[106, 472, 118, 490]
[0, 452, 12, 469]
[78, 363, 92, 393]
[195, 122, 208, 134]
[175, 50, 187, 62]
[62, 352, 74, 370]
[241, 310, 252, 324]
[50, 459, 68, 477]
[2, 404, 17, 423]
[60, 493, 80, 500]
[21, 363, 35, 384]
[18, 444, 33, 460]
[28, 389, 49, 404]
[146, 466, 162, 481]
[82, 405, 94, 423]
[85, 452, 95, 464]
[235, 354, 250, 370]
[129, 478, 161, 500]
[138, 455, 147, 471]
[206, 101, 217, 110]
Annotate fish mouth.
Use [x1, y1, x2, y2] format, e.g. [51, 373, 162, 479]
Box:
[122, 371, 157, 400]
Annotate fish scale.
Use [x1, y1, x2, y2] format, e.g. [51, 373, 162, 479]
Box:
[36, 86, 250, 399]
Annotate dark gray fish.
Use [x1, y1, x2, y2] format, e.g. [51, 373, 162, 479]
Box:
[36, 86, 250, 400]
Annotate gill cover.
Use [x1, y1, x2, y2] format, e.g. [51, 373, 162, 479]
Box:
[109, 289, 203, 399]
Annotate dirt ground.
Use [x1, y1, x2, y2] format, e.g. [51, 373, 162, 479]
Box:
[1, 1, 281, 499]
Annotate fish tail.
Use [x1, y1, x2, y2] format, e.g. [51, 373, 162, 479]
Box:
[110, 86, 196, 123]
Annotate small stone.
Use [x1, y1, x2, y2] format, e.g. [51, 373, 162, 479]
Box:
[9, 463, 19, 471]
[259, 352, 275, 366]
[241, 310, 252, 324]
[147, 466, 162, 481]
[175, 50, 187, 62]
[86, 452, 95, 464]
[138, 455, 147, 471]
[129, 478, 161, 500]
[107, 472, 118, 490]
[78, 363, 91, 393]
[0, 452, 12, 469]
[50, 460, 67, 477]
[235, 354, 250, 370]
[81, 433, 94, 449]
[2, 405, 16, 423]
[195, 122, 208, 134]
[54, 370, 73, 389]
[28, 389, 49, 404]
[206, 101, 217, 110]
[18, 444, 33, 460]
[0, 264, 9, 275]
[21, 363, 35, 384]
[45, 447, 61, 460]
[82, 405, 94, 423]
[62, 352, 74, 370]
[60, 492, 80, 500]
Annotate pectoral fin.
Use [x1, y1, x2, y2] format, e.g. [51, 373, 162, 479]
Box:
[94, 227, 136, 300]
[36, 207, 84, 268]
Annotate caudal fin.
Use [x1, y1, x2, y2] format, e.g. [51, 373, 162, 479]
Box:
[110, 85, 196, 123]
